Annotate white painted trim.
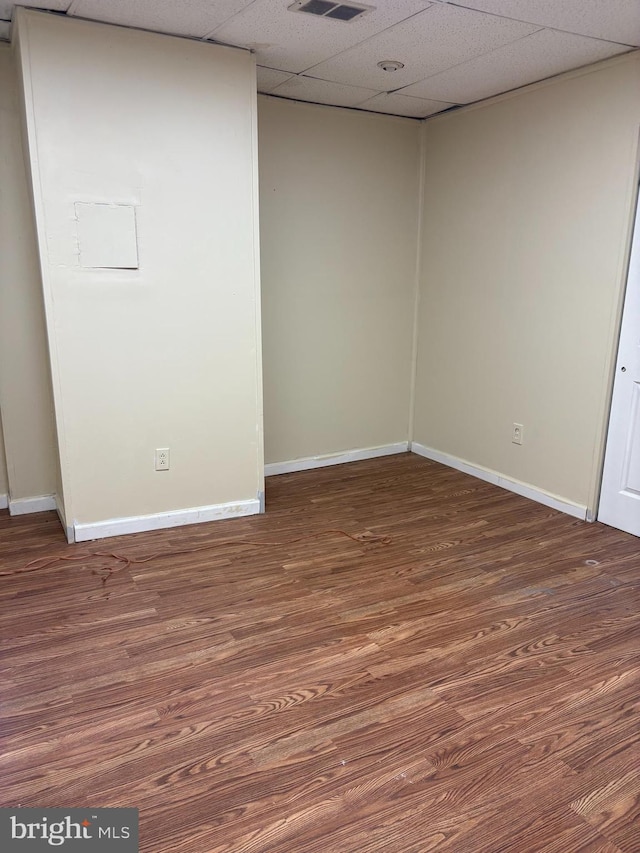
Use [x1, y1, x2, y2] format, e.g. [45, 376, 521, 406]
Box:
[8, 494, 57, 515]
[73, 498, 261, 542]
[55, 495, 75, 543]
[0, 493, 8, 510]
[265, 442, 409, 477]
[410, 442, 588, 521]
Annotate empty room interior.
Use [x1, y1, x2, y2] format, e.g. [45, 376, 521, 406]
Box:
[0, 0, 639, 850]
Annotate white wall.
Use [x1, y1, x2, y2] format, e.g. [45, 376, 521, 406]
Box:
[16, 10, 263, 532]
[413, 54, 640, 513]
[258, 96, 420, 465]
[0, 41, 57, 504]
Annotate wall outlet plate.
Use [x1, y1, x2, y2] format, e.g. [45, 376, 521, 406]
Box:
[155, 447, 170, 470]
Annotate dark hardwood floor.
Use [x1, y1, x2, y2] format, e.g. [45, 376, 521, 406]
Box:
[1, 453, 639, 852]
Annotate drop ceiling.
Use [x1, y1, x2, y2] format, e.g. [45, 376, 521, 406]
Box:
[0, 0, 637, 118]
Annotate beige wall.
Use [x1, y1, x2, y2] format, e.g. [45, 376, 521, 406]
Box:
[258, 96, 420, 464]
[0, 42, 57, 502]
[413, 54, 640, 511]
[3, 18, 638, 525]
[16, 11, 263, 527]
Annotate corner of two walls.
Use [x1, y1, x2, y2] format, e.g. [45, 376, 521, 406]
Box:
[258, 96, 422, 473]
[0, 40, 58, 516]
[2, 48, 424, 531]
[259, 58, 640, 524]
[8, 10, 264, 541]
[411, 52, 640, 518]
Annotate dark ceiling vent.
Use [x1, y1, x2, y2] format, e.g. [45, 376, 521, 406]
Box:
[288, 1, 375, 23]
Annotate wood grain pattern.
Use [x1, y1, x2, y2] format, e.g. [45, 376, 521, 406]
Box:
[1, 454, 639, 852]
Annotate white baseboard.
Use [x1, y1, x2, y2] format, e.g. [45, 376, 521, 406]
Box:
[8, 494, 57, 516]
[0, 493, 8, 510]
[265, 442, 409, 477]
[410, 442, 587, 521]
[73, 498, 261, 542]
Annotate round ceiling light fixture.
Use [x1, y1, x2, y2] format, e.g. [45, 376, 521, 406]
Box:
[377, 60, 405, 72]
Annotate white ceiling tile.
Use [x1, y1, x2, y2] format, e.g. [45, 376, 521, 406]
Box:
[1, 0, 633, 112]
[257, 66, 294, 93]
[271, 74, 379, 108]
[308, 4, 539, 90]
[211, 0, 431, 73]
[358, 91, 454, 118]
[0, 0, 71, 18]
[401, 28, 632, 104]
[450, 0, 640, 47]
[0, 19, 9, 38]
[69, 0, 255, 39]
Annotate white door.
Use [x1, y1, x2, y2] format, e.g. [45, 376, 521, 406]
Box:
[599, 191, 640, 537]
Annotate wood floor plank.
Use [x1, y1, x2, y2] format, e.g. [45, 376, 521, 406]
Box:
[1, 454, 638, 851]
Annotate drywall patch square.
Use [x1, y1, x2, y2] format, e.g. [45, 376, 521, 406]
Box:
[75, 202, 139, 269]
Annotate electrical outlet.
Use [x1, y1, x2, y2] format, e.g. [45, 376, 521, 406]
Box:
[512, 423, 524, 445]
[155, 447, 170, 471]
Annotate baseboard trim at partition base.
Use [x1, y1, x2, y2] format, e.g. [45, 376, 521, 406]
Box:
[265, 442, 410, 477]
[73, 498, 261, 543]
[8, 494, 57, 516]
[410, 442, 587, 521]
[0, 493, 8, 510]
